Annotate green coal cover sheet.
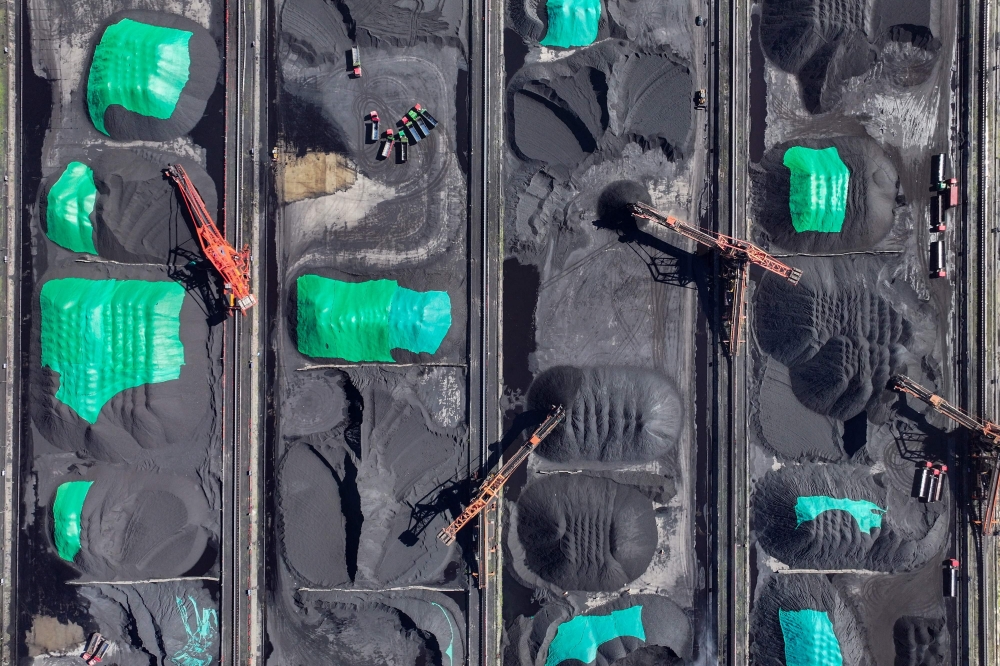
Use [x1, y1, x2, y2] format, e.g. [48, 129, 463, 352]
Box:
[783, 146, 850, 233]
[795, 495, 886, 534]
[40, 278, 187, 424]
[46, 162, 98, 254]
[53, 480, 94, 562]
[540, 0, 602, 48]
[296, 275, 452, 362]
[87, 18, 193, 135]
[779, 609, 844, 666]
[545, 606, 645, 666]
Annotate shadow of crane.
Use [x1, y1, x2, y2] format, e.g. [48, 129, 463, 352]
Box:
[168, 246, 229, 326]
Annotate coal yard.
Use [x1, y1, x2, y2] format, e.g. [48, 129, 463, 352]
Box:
[2, 0, 997, 665]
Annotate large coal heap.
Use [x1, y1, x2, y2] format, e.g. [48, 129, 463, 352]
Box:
[88, 10, 220, 141]
[331, 0, 467, 47]
[278, 444, 350, 588]
[894, 616, 949, 665]
[518, 594, 693, 665]
[753, 464, 948, 572]
[759, 0, 938, 111]
[515, 474, 657, 591]
[750, 574, 868, 666]
[754, 256, 933, 422]
[526, 365, 683, 463]
[509, 42, 692, 170]
[755, 136, 900, 254]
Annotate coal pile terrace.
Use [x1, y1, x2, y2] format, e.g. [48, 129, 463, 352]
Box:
[17, 0, 226, 663]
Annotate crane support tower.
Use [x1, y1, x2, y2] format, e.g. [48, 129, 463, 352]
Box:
[437, 405, 566, 546]
[628, 201, 803, 355]
[166, 164, 257, 314]
[890, 375, 1000, 535]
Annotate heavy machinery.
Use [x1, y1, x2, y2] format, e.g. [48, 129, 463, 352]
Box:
[414, 103, 438, 128]
[82, 633, 110, 664]
[438, 405, 566, 545]
[351, 45, 362, 77]
[407, 108, 431, 136]
[890, 375, 1000, 535]
[165, 164, 257, 314]
[380, 129, 395, 160]
[629, 201, 803, 355]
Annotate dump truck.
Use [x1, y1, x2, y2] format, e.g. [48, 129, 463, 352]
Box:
[351, 46, 361, 77]
[398, 129, 409, 163]
[402, 116, 422, 143]
[407, 109, 431, 136]
[82, 633, 110, 665]
[370, 110, 380, 142]
[379, 129, 395, 160]
[415, 103, 438, 128]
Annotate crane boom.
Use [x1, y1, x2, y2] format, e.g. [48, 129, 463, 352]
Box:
[165, 164, 257, 314]
[628, 201, 803, 285]
[891, 375, 1000, 444]
[437, 405, 566, 546]
[890, 375, 1000, 535]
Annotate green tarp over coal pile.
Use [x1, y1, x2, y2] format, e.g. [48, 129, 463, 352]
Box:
[46, 162, 98, 254]
[540, 0, 602, 48]
[40, 278, 186, 424]
[87, 18, 192, 136]
[52, 480, 94, 562]
[783, 146, 850, 233]
[296, 275, 452, 362]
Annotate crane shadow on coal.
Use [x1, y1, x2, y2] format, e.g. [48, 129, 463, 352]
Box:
[167, 246, 229, 326]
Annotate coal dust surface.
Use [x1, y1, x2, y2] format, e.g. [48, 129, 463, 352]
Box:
[754, 255, 936, 422]
[759, 0, 940, 112]
[753, 464, 948, 572]
[754, 135, 901, 253]
[514, 474, 657, 591]
[526, 365, 684, 464]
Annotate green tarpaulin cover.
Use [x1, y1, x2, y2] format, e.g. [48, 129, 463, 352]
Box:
[545, 606, 645, 666]
[779, 609, 844, 666]
[87, 18, 193, 135]
[52, 480, 94, 561]
[783, 146, 850, 233]
[540, 0, 602, 48]
[46, 162, 97, 254]
[795, 495, 886, 534]
[296, 275, 452, 362]
[40, 278, 186, 424]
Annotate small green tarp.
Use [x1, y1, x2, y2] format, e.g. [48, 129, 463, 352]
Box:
[545, 606, 645, 666]
[540, 0, 602, 48]
[87, 18, 193, 135]
[778, 609, 844, 666]
[795, 496, 886, 534]
[40, 278, 187, 424]
[296, 275, 452, 362]
[46, 162, 98, 254]
[783, 146, 850, 233]
[52, 480, 94, 562]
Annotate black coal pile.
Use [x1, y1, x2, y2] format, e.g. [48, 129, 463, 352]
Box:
[509, 41, 692, 172]
[28, 263, 220, 462]
[89, 10, 221, 141]
[268, 591, 465, 666]
[514, 474, 657, 591]
[759, 0, 940, 111]
[750, 574, 868, 666]
[753, 255, 935, 422]
[753, 464, 948, 572]
[80, 581, 219, 665]
[508, 593, 694, 666]
[754, 135, 901, 254]
[894, 616, 949, 666]
[330, 0, 467, 47]
[526, 365, 683, 464]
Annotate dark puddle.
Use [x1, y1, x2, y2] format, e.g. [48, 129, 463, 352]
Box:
[502, 259, 539, 396]
[749, 13, 767, 163]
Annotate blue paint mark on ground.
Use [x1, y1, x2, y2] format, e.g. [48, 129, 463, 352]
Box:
[173, 596, 219, 666]
[431, 602, 455, 666]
